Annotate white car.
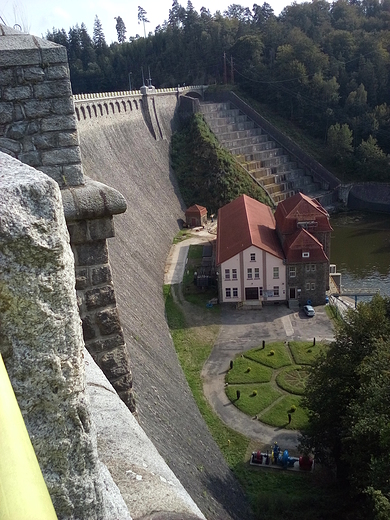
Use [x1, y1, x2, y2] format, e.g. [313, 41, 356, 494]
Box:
[303, 305, 315, 317]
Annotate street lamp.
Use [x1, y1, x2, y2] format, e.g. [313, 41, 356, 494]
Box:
[128, 72, 132, 92]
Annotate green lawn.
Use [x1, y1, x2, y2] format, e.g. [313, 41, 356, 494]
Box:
[226, 383, 281, 416]
[289, 340, 328, 365]
[276, 365, 309, 395]
[226, 357, 273, 384]
[261, 395, 307, 430]
[244, 342, 292, 368]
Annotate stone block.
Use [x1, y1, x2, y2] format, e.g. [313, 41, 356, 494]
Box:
[41, 147, 81, 166]
[3, 85, 31, 101]
[85, 343, 103, 363]
[112, 373, 133, 392]
[88, 218, 115, 241]
[117, 389, 137, 413]
[19, 151, 41, 167]
[0, 137, 21, 154]
[0, 68, 13, 86]
[92, 333, 125, 354]
[51, 98, 74, 116]
[68, 220, 88, 244]
[23, 99, 52, 118]
[22, 67, 45, 83]
[14, 104, 25, 121]
[0, 47, 40, 67]
[75, 267, 88, 290]
[85, 285, 116, 310]
[6, 121, 29, 140]
[0, 103, 13, 124]
[41, 115, 77, 132]
[91, 265, 112, 286]
[36, 165, 63, 185]
[57, 131, 79, 148]
[100, 346, 131, 379]
[62, 163, 84, 186]
[96, 308, 122, 336]
[45, 65, 70, 80]
[40, 45, 68, 65]
[82, 315, 96, 341]
[32, 133, 58, 150]
[75, 240, 108, 266]
[27, 121, 40, 134]
[34, 80, 72, 99]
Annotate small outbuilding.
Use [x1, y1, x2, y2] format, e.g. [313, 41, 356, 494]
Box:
[185, 204, 207, 227]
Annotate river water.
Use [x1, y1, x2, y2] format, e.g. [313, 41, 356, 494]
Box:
[330, 211, 390, 300]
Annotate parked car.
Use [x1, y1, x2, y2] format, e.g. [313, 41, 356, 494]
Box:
[303, 305, 315, 317]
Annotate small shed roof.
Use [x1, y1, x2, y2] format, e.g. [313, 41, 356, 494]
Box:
[185, 204, 207, 216]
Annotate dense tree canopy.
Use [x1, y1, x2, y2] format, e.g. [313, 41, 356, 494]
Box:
[300, 295, 390, 519]
[46, 0, 390, 181]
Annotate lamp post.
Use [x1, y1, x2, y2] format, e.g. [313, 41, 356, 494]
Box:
[128, 72, 132, 92]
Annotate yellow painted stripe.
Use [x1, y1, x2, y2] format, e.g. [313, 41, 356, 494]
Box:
[0, 354, 58, 520]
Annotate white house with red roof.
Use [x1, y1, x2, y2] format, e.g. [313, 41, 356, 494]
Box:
[216, 195, 286, 304]
[216, 192, 332, 306]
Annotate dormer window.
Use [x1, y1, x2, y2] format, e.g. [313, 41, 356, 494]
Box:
[302, 252, 310, 258]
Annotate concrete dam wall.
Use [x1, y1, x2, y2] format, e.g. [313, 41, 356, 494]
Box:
[75, 90, 251, 520]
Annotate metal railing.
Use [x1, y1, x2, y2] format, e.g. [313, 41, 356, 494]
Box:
[0, 354, 58, 520]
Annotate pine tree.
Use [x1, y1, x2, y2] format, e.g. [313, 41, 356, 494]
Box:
[93, 15, 106, 48]
[137, 7, 149, 38]
[114, 16, 127, 43]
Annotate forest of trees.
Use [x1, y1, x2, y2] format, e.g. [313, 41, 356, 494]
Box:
[46, 0, 390, 181]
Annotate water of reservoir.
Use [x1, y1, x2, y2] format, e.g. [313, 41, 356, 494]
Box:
[330, 211, 390, 300]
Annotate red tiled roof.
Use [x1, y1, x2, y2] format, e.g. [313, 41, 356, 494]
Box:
[216, 195, 284, 265]
[185, 204, 207, 216]
[283, 228, 328, 263]
[275, 192, 332, 234]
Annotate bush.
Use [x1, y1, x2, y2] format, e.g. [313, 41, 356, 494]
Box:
[252, 390, 258, 396]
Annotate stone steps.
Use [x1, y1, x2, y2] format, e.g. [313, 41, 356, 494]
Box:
[200, 101, 323, 204]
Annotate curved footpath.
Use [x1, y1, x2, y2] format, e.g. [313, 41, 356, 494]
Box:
[165, 227, 335, 453]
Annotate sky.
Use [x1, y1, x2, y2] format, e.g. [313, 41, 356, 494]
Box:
[0, 0, 304, 44]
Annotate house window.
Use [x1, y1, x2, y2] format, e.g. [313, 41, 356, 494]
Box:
[306, 282, 311, 290]
[233, 287, 238, 297]
[305, 264, 311, 272]
[225, 269, 230, 280]
[232, 269, 237, 280]
[273, 267, 279, 279]
[250, 253, 256, 262]
[311, 264, 316, 272]
[247, 268, 252, 279]
[259, 287, 263, 296]
[273, 286, 279, 297]
[302, 252, 310, 258]
[311, 283, 315, 290]
[289, 266, 296, 278]
[225, 288, 231, 298]
[254, 268, 260, 279]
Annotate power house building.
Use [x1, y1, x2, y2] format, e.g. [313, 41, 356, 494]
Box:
[216, 193, 332, 307]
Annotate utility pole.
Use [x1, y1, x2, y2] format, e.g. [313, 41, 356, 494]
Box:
[230, 56, 234, 84]
[128, 72, 132, 91]
[223, 52, 227, 85]
[141, 66, 145, 87]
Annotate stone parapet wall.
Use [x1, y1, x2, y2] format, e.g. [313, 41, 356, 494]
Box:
[0, 25, 83, 188]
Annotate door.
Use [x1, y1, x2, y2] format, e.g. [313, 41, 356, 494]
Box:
[289, 287, 296, 299]
[245, 287, 259, 300]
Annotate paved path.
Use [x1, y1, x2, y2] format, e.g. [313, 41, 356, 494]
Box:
[201, 304, 334, 451]
[165, 228, 335, 452]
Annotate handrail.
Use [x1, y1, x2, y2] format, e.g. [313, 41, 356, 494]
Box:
[0, 354, 58, 520]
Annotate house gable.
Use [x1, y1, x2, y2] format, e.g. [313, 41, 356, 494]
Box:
[283, 228, 328, 263]
[275, 192, 332, 235]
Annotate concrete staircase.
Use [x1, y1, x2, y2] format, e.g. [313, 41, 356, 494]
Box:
[200, 101, 324, 204]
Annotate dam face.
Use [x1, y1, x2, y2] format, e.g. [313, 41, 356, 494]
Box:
[76, 90, 251, 520]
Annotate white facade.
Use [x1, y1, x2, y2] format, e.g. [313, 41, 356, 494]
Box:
[219, 245, 286, 304]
